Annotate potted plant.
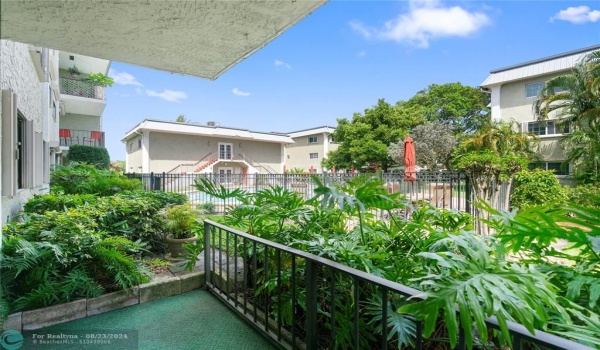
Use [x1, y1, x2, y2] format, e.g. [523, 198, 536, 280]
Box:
[67, 65, 81, 77]
[161, 203, 199, 258]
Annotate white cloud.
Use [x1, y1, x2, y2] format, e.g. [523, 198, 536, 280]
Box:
[145, 89, 188, 103]
[274, 59, 291, 69]
[350, 0, 490, 48]
[232, 88, 251, 97]
[135, 87, 143, 96]
[551, 6, 600, 24]
[108, 69, 144, 87]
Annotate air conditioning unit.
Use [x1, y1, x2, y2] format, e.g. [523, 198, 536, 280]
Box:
[207, 121, 220, 127]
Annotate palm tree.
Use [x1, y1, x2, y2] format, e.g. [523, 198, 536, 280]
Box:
[533, 50, 600, 182]
[454, 120, 538, 233]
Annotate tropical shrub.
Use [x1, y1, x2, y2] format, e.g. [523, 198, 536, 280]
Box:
[197, 174, 600, 349]
[66, 145, 110, 169]
[51, 163, 142, 195]
[1, 210, 150, 313]
[197, 202, 216, 214]
[510, 169, 567, 209]
[23, 193, 98, 214]
[566, 183, 600, 209]
[160, 203, 198, 239]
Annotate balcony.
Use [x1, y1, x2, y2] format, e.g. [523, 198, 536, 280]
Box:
[59, 128, 105, 147]
[59, 77, 107, 116]
[60, 77, 105, 99]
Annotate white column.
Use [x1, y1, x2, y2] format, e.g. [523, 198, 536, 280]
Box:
[141, 131, 150, 173]
[490, 85, 502, 121]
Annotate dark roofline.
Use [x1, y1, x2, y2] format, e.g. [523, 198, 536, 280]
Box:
[490, 44, 600, 74]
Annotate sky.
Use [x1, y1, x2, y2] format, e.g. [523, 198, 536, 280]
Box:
[103, 0, 600, 161]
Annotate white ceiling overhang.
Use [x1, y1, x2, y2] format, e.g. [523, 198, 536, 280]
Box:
[1, 0, 327, 79]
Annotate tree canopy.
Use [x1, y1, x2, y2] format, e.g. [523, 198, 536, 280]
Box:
[388, 122, 457, 170]
[324, 99, 423, 171]
[403, 83, 490, 135]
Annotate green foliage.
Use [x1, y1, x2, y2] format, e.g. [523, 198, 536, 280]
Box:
[388, 122, 458, 170]
[1, 211, 150, 313]
[66, 145, 110, 169]
[566, 183, 600, 208]
[402, 82, 490, 135]
[400, 232, 564, 349]
[51, 163, 142, 195]
[534, 50, 600, 183]
[84, 72, 114, 87]
[197, 202, 216, 214]
[23, 193, 98, 214]
[204, 174, 600, 348]
[325, 99, 423, 171]
[160, 203, 198, 239]
[511, 169, 567, 209]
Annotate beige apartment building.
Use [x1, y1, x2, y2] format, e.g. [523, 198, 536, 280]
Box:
[123, 120, 292, 175]
[286, 126, 338, 173]
[480, 44, 600, 177]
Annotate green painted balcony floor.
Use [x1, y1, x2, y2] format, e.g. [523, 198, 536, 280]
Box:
[24, 290, 276, 350]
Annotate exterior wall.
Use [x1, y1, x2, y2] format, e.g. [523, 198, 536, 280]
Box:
[0, 40, 52, 224]
[145, 132, 284, 174]
[286, 132, 338, 173]
[125, 135, 143, 173]
[494, 72, 569, 163]
[496, 72, 565, 123]
[60, 113, 101, 131]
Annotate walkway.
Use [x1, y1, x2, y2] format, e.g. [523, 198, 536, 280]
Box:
[23, 290, 276, 350]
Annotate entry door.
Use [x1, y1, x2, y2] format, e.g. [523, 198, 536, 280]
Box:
[219, 167, 233, 183]
[218, 143, 233, 160]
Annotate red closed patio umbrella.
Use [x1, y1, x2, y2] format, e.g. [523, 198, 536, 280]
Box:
[404, 136, 417, 182]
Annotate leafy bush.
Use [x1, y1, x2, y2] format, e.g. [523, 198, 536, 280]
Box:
[51, 163, 142, 196]
[566, 183, 600, 209]
[23, 193, 98, 214]
[66, 145, 110, 169]
[1, 210, 150, 313]
[197, 202, 216, 214]
[511, 169, 567, 209]
[160, 203, 198, 239]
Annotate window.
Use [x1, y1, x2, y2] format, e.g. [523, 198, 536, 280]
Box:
[129, 142, 133, 152]
[138, 139, 142, 150]
[527, 121, 569, 135]
[17, 115, 25, 189]
[309, 153, 319, 159]
[528, 162, 569, 176]
[308, 136, 318, 144]
[526, 82, 544, 98]
[219, 143, 233, 160]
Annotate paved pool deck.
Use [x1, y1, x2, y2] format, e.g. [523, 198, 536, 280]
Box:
[22, 290, 276, 350]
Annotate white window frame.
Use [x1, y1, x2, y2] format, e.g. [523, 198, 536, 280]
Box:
[527, 121, 569, 136]
[308, 136, 318, 144]
[526, 81, 544, 98]
[528, 162, 570, 176]
[309, 153, 319, 159]
[218, 142, 233, 160]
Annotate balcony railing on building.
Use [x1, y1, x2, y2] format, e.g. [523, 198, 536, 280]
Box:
[59, 129, 105, 147]
[59, 77, 105, 100]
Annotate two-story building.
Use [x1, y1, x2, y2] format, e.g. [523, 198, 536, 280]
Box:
[286, 126, 338, 173]
[122, 120, 293, 175]
[480, 44, 600, 177]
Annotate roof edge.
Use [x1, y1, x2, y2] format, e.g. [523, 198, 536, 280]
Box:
[490, 44, 600, 74]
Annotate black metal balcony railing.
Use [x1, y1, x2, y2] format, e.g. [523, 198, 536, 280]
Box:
[203, 220, 593, 350]
[59, 77, 105, 100]
[59, 129, 105, 147]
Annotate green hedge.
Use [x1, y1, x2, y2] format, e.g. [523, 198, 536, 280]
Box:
[66, 145, 110, 169]
[51, 163, 142, 196]
[511, 169, 567, 209]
